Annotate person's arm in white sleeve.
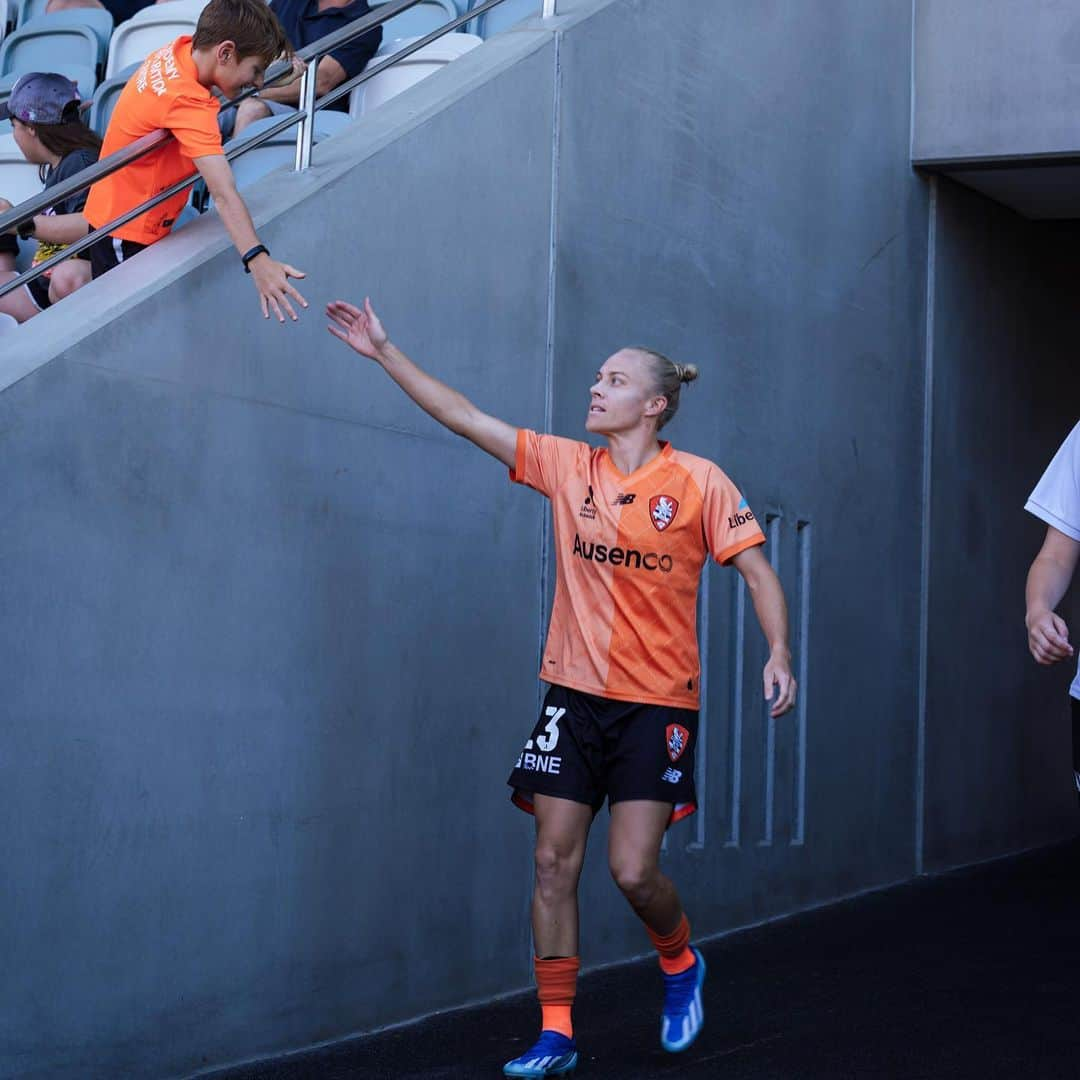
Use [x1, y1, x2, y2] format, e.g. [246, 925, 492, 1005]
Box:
[1026, 525, 1080, 665]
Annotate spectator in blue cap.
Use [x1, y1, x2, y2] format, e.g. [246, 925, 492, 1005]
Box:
[0, 73, 100, 322]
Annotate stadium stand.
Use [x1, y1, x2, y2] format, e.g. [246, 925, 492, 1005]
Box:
[0, 0, 544, 323]
[0, 23, 101, 90]
[223, 110, 349, 192]
[15, 0, 47, 28]
[0, 127, 40, 202]
[88, 59, 136, 133]
[350, 31, 480, 116]
[372, 0, 456, 46]
[105, 0, 205, 78]
[33, 7, 114, 55]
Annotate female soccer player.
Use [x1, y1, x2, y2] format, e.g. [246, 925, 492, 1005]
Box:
[327, 298, 797, 1078]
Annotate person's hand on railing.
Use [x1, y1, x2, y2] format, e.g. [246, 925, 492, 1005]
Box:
[0, 198, 13, 231]
[247, 252, 308, 323]
[267, 54, 308, 88]
[326, 297, 388, 360]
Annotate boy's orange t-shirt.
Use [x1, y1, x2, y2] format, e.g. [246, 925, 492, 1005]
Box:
[84, 36, 223, 245]
[511, 430, 766, 709]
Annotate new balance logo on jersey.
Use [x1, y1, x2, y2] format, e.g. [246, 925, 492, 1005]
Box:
[613, 493, 636, 505]
[579, 485, 597, 520]
[572, 533, 674, 573]
[661, 767, 683, 784]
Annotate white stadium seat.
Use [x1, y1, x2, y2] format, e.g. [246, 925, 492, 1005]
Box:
[372, 0, 456, 46]
[106, 7, 203, 78]
[350, 32, 480, 117]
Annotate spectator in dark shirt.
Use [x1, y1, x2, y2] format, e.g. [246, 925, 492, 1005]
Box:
[0, 74, 100, 323]
[220, 0, 381, 137]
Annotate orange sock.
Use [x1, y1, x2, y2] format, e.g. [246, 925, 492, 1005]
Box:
[534, 956, 579, 1038]
[647, 913, 695, 975]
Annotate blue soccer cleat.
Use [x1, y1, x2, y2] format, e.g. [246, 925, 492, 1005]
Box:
[660, 947, 706, 1052]
[503, 1030, 579, 1078]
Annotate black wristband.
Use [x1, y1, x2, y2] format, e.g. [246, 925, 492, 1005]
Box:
[17, 216, 36, 241]
[241, 244, 268, 272]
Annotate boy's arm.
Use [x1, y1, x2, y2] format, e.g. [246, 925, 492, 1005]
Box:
[194, 153, 308, 323]
[730, 545, 797, 717]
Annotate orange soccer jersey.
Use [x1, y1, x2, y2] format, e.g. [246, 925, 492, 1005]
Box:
[511, 430, 765, 709]
[84, 37, 223, 245]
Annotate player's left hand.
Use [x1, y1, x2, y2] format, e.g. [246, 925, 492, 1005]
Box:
[763, 647, 797, 717]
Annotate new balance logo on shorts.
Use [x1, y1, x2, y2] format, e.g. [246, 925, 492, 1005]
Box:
[662, 767, 682, 784]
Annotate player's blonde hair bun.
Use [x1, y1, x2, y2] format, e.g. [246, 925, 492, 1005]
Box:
[632, 347, 700, 430]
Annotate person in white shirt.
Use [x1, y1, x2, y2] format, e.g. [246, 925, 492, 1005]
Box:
[1024, 419, 1080, 804]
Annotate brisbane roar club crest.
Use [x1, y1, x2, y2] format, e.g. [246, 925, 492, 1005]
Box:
[650, 494, 679, 532]
[666, 723, 691, 762]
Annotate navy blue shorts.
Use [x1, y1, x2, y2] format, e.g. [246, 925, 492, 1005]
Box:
[507, 684, 698, 826]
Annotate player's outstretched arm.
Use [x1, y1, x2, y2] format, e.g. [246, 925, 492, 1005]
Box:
[327, 297, 518, 469]
[1025, 525, 1079, 665]
[194, 154, 307, 323]
[731, 545, 797, 717]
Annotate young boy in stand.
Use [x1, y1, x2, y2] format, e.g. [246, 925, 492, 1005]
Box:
[83, 0, 308, 322]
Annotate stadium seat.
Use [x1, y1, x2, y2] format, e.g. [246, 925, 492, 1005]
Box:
[0, 151, 43, 208]
[20, 8, 113, 60]
[14, 233, 35, 271]
[371, 0, 456, 46]
[467, 0, 538, 37]
[15, 0, 45, 28]
[106, 6, 201, 78]
[0, 59, 96, 99]
[349, 32, 480, 117]
[223, 113, 346, 194]
[0, 24, 100, 82]
[89, 61, 138, 134]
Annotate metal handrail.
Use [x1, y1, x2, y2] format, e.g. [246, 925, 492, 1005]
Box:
[0, 0, 543, 301]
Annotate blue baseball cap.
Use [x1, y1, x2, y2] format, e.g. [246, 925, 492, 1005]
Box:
[0, 73, 82, 125]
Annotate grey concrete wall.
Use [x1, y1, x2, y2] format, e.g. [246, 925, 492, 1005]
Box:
[0, 32, 558, 1080]
[2, 1, 1079, 1078]
[923, 176, 1080, 871]
[914, 0, 1080, 164]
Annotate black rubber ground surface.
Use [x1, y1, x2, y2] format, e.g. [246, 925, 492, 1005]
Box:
[211, 836, 1080, 1079]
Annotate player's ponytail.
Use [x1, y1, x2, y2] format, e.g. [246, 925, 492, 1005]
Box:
[635, 348, 699, 431]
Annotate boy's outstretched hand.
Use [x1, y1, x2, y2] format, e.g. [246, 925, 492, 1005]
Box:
[327, 297, 388, 360]
[249, 253, 307, 322]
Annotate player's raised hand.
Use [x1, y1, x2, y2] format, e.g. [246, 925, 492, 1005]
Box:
[326, 297, 388, 360]
[1027, 609, 1074, 665]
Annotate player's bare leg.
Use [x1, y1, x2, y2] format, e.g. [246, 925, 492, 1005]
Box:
[504, 794, 591, 1078]
[609, 800, 706, 1053]
[532, 794, 591, 957]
